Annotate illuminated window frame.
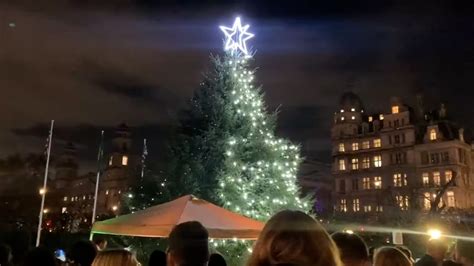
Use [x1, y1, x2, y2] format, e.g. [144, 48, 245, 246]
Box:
[373, 155, 382, 167]
[430, 129, 437, 141]
[392, 105, 399, 114]
[122, 155, 128, 166]
[373, 138, 381, 148]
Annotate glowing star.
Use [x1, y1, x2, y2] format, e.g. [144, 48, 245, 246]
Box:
[220, 17, 254, 56]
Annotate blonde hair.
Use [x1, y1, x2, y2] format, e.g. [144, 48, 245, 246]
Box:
[374, 247, 412, 266]
[92, 249, 140, 266]
[247, 210, 342, 266]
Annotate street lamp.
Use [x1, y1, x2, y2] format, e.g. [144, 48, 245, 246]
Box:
[428, 229, 442, 240]
[39, 188, 46, 195]
[112, 205, 118, 211]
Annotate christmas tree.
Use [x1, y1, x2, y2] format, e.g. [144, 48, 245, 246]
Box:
[214, 17, 311, 219]
[166, 17, 311, 219]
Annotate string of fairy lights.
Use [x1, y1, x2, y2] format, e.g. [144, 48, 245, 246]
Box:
[215, 17, 309, 223]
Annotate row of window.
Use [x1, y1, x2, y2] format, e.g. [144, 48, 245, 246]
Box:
[423, 191, 455, 209]
[108, 155, 129, 166]
[386, 118, 408, 129]
[388, 134, 406, 145]
[344, 174, 404, 192]
[63, 189, 124, 202]
[339, 198, 384, 213]
[422, 171, 453, 187]
[339, 171, 454, 193]
[420, 151, 450, 165]
[338, 155, 382, 171]
[64, 195, 92, 202]
[338, 139, 381, 152]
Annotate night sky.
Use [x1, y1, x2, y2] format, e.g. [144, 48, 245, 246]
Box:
[1, 0, 473, 171]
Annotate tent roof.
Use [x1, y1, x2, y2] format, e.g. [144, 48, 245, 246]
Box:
[91, 195, 264, 239]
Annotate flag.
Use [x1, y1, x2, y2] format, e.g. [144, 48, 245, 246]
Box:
[140, 139, 148, 179]
[141, 139, 148, 165]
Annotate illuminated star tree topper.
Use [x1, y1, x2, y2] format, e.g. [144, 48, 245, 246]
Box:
[219, 17, 254, 57]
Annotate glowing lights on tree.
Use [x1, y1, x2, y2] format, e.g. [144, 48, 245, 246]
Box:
[220, 17, 254, 56]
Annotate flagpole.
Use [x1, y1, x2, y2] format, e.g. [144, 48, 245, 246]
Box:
[36, 120, 54, 247]
[140, 138, 147, 179]
[91, 130, 104, 225]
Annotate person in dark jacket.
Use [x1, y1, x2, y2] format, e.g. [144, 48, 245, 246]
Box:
[415, 239, 448, 266]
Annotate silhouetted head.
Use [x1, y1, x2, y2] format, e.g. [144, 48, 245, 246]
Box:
[209, 253, 226, 266]
[149, 249, 166, 266]
[70, 240, 97, 266]
[374, 247, 412, 266]
[248, 210, 342, 266]
[331, 231, 368, 266]
[92, 249, 139, 266]
[167, 221, 209, 266]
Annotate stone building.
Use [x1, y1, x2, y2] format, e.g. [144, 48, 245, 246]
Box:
[331, 92, 474, 219]
[49, 123, 138, 224]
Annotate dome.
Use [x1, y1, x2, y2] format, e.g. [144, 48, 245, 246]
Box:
[339, 91, 364, 111]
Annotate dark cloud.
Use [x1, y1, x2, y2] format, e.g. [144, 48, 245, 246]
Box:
[0, 0, 472, 165]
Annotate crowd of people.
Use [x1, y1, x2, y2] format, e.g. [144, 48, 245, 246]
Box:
[1, 210, 473, 266]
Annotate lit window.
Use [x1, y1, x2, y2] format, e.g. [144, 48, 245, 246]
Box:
[341, 117, 345, 121]
[63, 196, 68, 202]
[373, 138, 381, 148]
[364, 205, 372, 212]
[109, 156, 113, 166]
[392, 106, 399, 114]
[62, 207, 67, 214]
[122, 155, 128, 166]
[430, 129, 437, 140]
[396, 195, 409, 210]
[351, 116, 355, 120]
[352, 198, 360, 212]
[105, 190, 109, 195]
[376, 205, 383, 212]
[339, 143, 345, 152]
[340, 109, 344, 113]
[447, 191, 455, 207]
[338, 159, 346, 171]
[363, 177, 371, 190]
[362, 157, 370, 169]
[379, 114, 384, 120]
[373, 155, 382, 167]
[351, 108, 355, 112]
[445, 170, 453, 183]
[433, 172, 441, 186]
[352, 143, 359, 151]
[82, 195, 86, 200]
[424, 193, 431, 210]
[351, 158, 359, 170]
[422, 173, 429, 186]
[393, 173, 401, 187]
[393, 173, 407, 187]
[362, 141, 370, 149]
[340, 199, 347, 212]
[368, 116, 373, 122]
[118, 190, 121, 194]
[374, 176, 382, 189]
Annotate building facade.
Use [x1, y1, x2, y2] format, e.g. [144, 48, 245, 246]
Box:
[331, 92, 474, 219]
[48, 123, 139, 227]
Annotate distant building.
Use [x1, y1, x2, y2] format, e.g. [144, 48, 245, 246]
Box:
[331, 92, 474, 220]
[49, 123, 139, 225]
